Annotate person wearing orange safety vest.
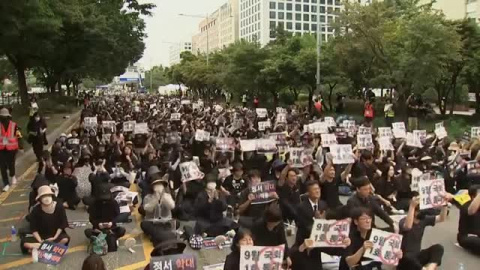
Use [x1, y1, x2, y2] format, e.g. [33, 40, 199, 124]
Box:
[0, 107, 23, 192]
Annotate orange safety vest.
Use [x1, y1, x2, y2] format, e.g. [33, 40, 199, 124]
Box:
[0, 121, 19, 151]
[364, 103, 374, 118]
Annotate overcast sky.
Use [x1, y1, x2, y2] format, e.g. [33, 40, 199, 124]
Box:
[137, 0, 226, 69]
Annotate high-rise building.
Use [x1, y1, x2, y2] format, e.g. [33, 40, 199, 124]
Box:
[169, 42, 193, 66]
[239, 0, 343, 46]
[192, 0, 240, 55]
[419, 0, 477, 22]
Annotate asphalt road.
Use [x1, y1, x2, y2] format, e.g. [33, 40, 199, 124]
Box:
[0, 115, 478, 269]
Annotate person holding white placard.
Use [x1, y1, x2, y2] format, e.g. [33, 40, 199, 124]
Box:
[398, 194, 452, 270]
[457, 185, 480, 255]
[224, 229, 254, 270]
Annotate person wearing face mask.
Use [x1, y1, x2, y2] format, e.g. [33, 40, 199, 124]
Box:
[27, 112, 47, 163]
[84, 185, 125, 252]
[56, 161, 81, 210]
[140, 173, 176, 246]
[194, 175, 238, 237]
[22, 185, 70, 254]
[0, 107, 23, 192]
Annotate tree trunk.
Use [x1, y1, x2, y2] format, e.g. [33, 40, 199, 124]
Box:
[13, 59, 29, 106]
[308, 87, 314, 113]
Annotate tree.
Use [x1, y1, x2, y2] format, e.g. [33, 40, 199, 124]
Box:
[145, 66, 171, 92]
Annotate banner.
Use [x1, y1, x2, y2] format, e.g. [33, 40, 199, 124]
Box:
[309, 122, 329, 134]
[170, 113, 181, 121]
[364, 229, 403, 266]
[150, 254, 196, 270]
[240, 245, 284, 270]
[330, 144, 355, 164]
[392, 122, 406, 139]
[102, 121, 116, 132]
[256, 108, 268, 118]
[134, 123, 149, 134]
[179, 162, 205, 182]
[378, 137, 394, 151]
[357, 134, 373, 150]
[289, 147, 304, 168]
[84, 117, 97, 128]
[37, 242, 68, 265]
[378, 127, 393, 139]
[195, 130, 211, 142]
[258, 121, 271, 131]
[410, 168, 430, 192]
[321, 133, 338, 148]
[255, 139, 277, 153]
[123, 121, 136, 132]
[434, 122, 447, 139]
[250, 181, 277, 204]
[215, 138, 235, 152]
[358, 126, 372, 135]
[419, 178, 446, 210]
[309, 219, 350, 248]
[240, 139, 257, 152]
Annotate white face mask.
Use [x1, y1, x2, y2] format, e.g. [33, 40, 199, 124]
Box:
[206, 182, 217, 191]
[153, 184, 164, 193]
[41, 196, 53, 205]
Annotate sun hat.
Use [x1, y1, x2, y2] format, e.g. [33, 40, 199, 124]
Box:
[0, 108, 10, 117]
[448, 142, 460, 151]
[35, 185, 55, 201]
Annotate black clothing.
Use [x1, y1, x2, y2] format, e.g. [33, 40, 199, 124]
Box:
[29, 203, 69, 240]
[346, 194, 394, 229]
[399, 215, 435, 254]
[398, 244, 444, 270]
[87, 199, 120, 229]
[56, 175, 80, 209]
[295, 198, 328, 244]
[252, 220, 288, 251]
[278, 184, 301, 221]
[457, 200, 480, 255]
[321, 179, 343, 209]
[224, 251, 240, 270]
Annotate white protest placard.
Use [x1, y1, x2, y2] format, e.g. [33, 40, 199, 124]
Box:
[218, 168, 232, 180]
[330, 144, 355, 164]
[406, 132, 423, 148]
[195, 130, 211, 142]
[203, 263, 224, 270]
[214, 105, 223, 113]
[215, 138, 235, 152]
[321, 134, 338, 147]
[276, 113, 287, 124]
[357, 134, 373, 150]
[324, 117, 336, 127]
[102, 121, 116, 130]
[358, 126, 372, 135]
[471, 127, 480, 139]
[134, 123, 149, 134]
[255, 139, 277, 153]
[179, 162, 205, 182]
[364, 229, 403, 266]
[276, 107, 287, 114]
[410, 168, 430, 192]
[435, 125, 447, 139]
[392, 122, 406, 139]
[240, 245, 284, 270]
[240, 139, 257, 152]
[258, 121, 271, 131]
[301, 148, 314, 167]
[378, 137, 394, 151]
[309, 122, 329, 134]
[289, 147, 304, 168]
[256, 108, 268, 118]
[181, 99, 191, 105]
[309, 219, 351, 248]
[378, 127, 393, 139]
[123, 121, 135, 132]
[84, 117, 97, 128]
[102, 134, 111, 144]
[419, 178, 446, 210]
[170, 113, 181, 121]
[342, 120, 356, 136]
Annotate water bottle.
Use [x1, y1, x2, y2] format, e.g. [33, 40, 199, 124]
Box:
[458, 263, 465, 270]
[11, 226, 17, 242]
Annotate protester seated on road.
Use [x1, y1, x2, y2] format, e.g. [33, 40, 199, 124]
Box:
[109, 155, 132, 188]
[398, 193, 452, 270]
[220, 161, 248, 208]
[224, 229, 254, 270]
[143, 239, 187, 270]
[341, 207, 402, 270]
[141, 172, 176, 246]
[81, 254, 106, 270]
[457, 185, 480, 255]
[84, 185, 125, 252]
[22, 185, 70, 254]
[173, 170, 205, 221]
[194, 175, 238, 236]
[73, 149, 94, 200]
[55, 161, 81, 210]
[346, 177, 396, 232]
[82, 159, 112, 207]
[28, 174, 50, 213]
[237, 169, 279, 228]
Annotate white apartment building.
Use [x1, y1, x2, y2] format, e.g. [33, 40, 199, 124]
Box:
[169, 42, 193, 66]
[192, 0, 240, 55]
[418, 0, 479, 22]
[239, 0, 343, 46]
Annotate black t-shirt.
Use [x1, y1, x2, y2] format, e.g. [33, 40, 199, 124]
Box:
[321, 178, 342, 209]
[458, 201, 480, 238]
[399, 215, 435, 254]
[222, 175, 247, 196]
[30, 203, 69, 239]
[239, 188, 269, 218]
[343, 229, 373, 266]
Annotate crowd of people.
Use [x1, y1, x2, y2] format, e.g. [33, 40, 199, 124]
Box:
[1, 92, 480, 270]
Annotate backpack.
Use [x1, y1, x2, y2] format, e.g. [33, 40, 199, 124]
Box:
[89, 232, 108, 256]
